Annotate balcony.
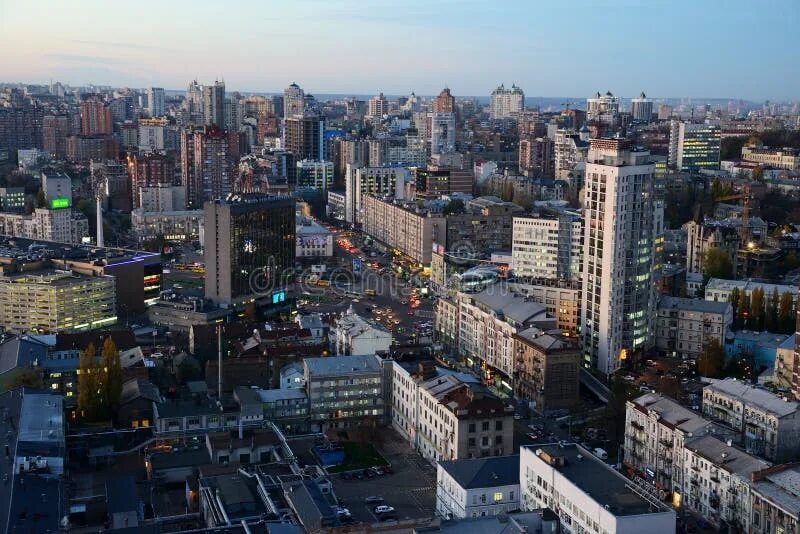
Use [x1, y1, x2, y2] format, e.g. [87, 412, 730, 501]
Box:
[631, 421, 644, 431]
[659, 438, 673, 448]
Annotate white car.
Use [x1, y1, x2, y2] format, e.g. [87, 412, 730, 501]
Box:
[374, 505, 395, 515]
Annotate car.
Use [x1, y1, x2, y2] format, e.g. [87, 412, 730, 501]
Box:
[400, 300, 408, 305]
[364, 468, 375, 478]
[371, 466, 384, 476]
[374, 505, 395, 515]
[364, 496, 384, 504]
[645, 359, 656, 367]
[354, 471, 364, 480]
[337, 508, 351, 517]
[407, 311, 415, 316]
[623, 375, 635, 382]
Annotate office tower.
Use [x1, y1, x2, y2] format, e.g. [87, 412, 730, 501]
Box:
[430, 112, 455, 155]
[630, 91, 653, 123]
[668, 120, 721, 171]
[43, 114, 70, 159]
[204, 194, 295, 308]
[181, 126, 231, 208]
[283, 111, 325, 161]
[434, 87, 456, 113]
[586, 91, 620, 123]
[202, 80, 225, 126]
[367, 92, 389, 119]
[131, 153, 173, 208]
[146, 87, 165, 117]
[490, 83, 524, 119]
[296, 160, 333, 193]
[283, 83, 305, 118]
[657, 104, 673, 121]
[580, 138, 656, 374]
[344, 163, 409, 223]
[519, 137, 555, 177]
[79, 95, 112, 135]
[185, 79, 204, 123]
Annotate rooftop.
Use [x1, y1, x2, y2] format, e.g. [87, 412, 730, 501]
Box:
[752, 465, 800, 517]
[705, 278, 797, 294]
[657, 296, 731, 314]
[467, 285, 551, 326]
[439, 455, 519, 490]
[524, 443, 673, 517]
[704, 378, 799, 417]
[632, 393, 713, 435]
[304, 354, 382, 377]
[685, 435, 770, 476]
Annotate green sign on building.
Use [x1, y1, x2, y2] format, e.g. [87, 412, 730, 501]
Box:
[50, 198, 70, 209]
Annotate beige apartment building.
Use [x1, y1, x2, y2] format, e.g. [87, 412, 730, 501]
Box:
[741, 146, 800, 171]
[362, 195, 445, 265]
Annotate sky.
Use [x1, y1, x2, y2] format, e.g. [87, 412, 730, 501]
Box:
[1, 0, 798, 101]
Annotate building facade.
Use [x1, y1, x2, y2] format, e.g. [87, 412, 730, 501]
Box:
[655, 297, 733, 360]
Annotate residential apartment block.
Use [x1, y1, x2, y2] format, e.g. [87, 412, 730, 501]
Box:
[655, 296, 733, 360]
[513, 328, 581, 412]
[362, 195, 445, 265]
[436, 455, 520, 519]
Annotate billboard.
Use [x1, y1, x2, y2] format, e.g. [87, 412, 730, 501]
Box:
[50, 198, 70, 209]
[352, 258, 362, 276]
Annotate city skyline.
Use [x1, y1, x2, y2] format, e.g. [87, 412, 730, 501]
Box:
[1, 0, 798, 101]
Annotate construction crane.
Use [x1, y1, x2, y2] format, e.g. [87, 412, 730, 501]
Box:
[715, 182, 752, 245]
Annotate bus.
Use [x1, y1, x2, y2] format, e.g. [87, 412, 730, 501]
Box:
[364, 289, 377, 298]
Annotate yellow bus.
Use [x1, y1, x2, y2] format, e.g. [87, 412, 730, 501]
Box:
[364, 289, 377, 297]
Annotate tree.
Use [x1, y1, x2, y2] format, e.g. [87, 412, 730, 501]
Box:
[698, 339, 726, 378]
[100, 337, 123, 415]
[765, 287, 779, 332]
[77, 343, 99, 421]
[8, 368, 43, 390]
[36, 187, 46, 208]
[703, 248, 733, 280]
[729, 288, 741, 330]
[442, 198, 465, 216]
[738, 293, 751, 330]
[778, 291, 795, 334]
[749, 287, 764, 331]
[752, 166, 765, 182]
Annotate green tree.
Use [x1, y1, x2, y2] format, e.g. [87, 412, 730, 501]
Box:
[778, 291, 795, 334]
[100, 338, 123, 415]
[35, 187, 47, 208]
[605, 373, 636, 447]
[77, 343, 99, 421]
[703, 248, 734, 280]
[698, 339, 726, 378]
[749, 287, 764, 331]
[765, 287, 779, 332]
[752, 166, 765, 181]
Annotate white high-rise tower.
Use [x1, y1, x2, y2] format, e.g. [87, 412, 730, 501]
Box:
[580, 138, 656, 375]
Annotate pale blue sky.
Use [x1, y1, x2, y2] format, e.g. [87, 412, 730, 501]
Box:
[1, 0, 798, 100]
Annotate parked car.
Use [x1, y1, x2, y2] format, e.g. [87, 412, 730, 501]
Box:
[593, 448, 609, 460]
[374, 505, 395, 515]
[370, 466, 384, 476]
[365, 496, 384, 504]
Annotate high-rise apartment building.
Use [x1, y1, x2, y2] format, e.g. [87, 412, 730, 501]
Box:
[42, 114, 70, 159]
[283, 111, 325, 161]
[581, 138, 656, 374]
[630, 91, 653, 123]
[586, 91, 620, 123]
[146, 87, 165, 117]
[344, 164, 408, 223]
[132, 153, 173, 208]
[518, 137, 554, 177]
[181, 126, 232, 208]
[367, 92, 389, 119]
[202, 80, 226, 126]
[204, 194, 295, 309]
[79, 95, 112, 136]
[430, 112, 456, 155]
[511, 207, 583, 280]
[434, 87, 456, 114]
[489, 84, 524, 119]
[668, 121, 721, 171]
[283, 83, 305, 118]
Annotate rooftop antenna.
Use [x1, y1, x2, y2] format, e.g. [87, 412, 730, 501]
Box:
[89, 160, 107, 248]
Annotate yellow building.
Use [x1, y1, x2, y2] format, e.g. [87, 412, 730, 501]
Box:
[0, 269, 116, 333]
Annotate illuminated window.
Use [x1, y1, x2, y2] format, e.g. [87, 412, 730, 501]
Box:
[494, 492, 503, 502]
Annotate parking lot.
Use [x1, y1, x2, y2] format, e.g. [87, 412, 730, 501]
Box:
[331, 430, 436, 525]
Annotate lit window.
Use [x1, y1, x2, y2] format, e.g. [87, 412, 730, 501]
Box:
[494, 492, 503, 502]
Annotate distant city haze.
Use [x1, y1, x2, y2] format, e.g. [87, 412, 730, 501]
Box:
[1, 0, 798, 100]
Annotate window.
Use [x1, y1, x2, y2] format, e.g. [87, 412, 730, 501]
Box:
[494, 492, 503, 502]
[482, 421, 490, 431]
[496, 436, 503, 444]
[481, 494, 487, 504]
[469, 423, 476, 433]
[495, 420, 503, 431]
[468, 437, 476, 446]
